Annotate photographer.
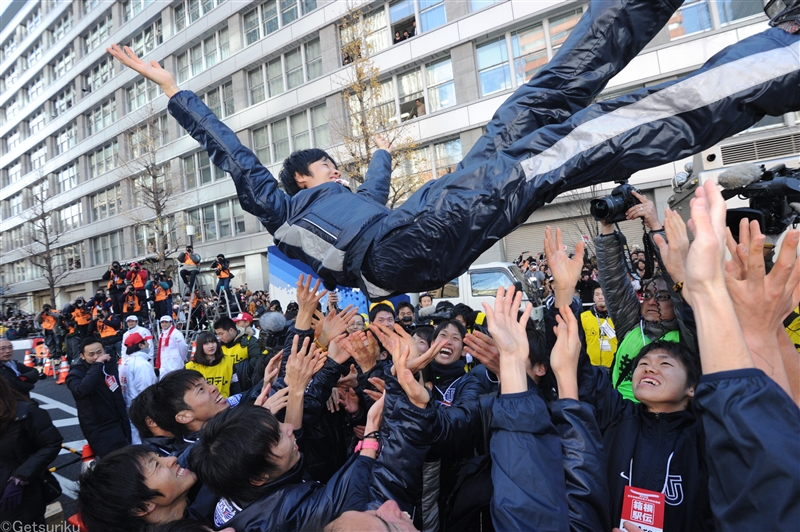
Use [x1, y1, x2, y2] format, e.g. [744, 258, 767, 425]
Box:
[146, 273, 171, 322]
[92, 304, 123, 360]
[126, 262, 149, 302]
[35, 304, 62, 359]
[211, 254, 234, 308]
[101, 261, 128, 314]
[177, 246, 201, 294]
[595, 190, 695, 402]
[120, 285, 146, 323]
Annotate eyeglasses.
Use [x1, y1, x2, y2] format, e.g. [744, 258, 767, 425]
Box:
[642, 291, 671, 302]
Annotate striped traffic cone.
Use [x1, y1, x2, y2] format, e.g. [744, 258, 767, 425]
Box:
[56, 357, 69, 385]
[23, 350, 34, 368]
[42, 358, 55, 378]
[81, 445, 96, 473]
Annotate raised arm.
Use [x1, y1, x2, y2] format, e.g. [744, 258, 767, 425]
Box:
[356, 136, 393, 205]
[107, 44, 290, 233]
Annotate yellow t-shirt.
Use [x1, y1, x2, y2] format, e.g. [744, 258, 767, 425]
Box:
[185, 357, 235, 398]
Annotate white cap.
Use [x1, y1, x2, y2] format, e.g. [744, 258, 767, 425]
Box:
[126, 315, 139, 322]
[159, 315, 173, 323]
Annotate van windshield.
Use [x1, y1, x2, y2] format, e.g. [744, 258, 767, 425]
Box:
[508, 264, 539, 302]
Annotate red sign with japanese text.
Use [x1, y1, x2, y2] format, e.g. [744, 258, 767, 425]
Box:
[620, 485, 665, 532]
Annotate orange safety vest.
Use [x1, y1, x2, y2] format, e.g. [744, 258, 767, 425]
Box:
[154, 285, 167, 302]
[41, 314, 56, 330]
[184, 256, 197, 267]
[107, 272, 125, 290]
[74, 308, 92, 326]
[216, 265, 231, 279]
[132, 273, 145, 290]
[97, 321, 118, 338]
[122, 295, 141, 313]
[67, 323, 77, 336]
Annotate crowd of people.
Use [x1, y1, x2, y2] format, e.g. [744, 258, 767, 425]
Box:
[2, 0, 799, 528]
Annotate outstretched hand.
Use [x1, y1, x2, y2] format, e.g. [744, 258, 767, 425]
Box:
[549, 307, 581, 400]
[482, 285, 532, 394]
[652, 207, 689, 284]
[107, 44, 180, 97]
[396, 346, 430, 409]
[544, 226, 584, 307]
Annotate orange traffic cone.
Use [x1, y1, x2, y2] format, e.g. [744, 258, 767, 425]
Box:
[81, 445, 96, 473]
[23, 350, 34, 368]
[56, 357, 69, 385]
[190, 341, 196, 361]
[42, 358, 54, 378]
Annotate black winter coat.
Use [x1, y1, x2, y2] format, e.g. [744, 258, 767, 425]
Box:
[0, 401, 62, 524]
[579, 361, 714, 531]
[0, 361, 39, 397]
[66, 358, 131, 458]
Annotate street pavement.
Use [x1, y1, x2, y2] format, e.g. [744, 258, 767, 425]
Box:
[12, 347, 86, 519]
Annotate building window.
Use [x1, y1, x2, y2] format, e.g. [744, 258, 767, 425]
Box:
[125, 19, 163, 57]
[311, 104, 330, 147]
[390, 0, 415, 40]
[52, 85, 75, 117]
[244, 8, 262, 46]
[175, 27, 229, 83]
[59, 202, 82, 233]
[717, 0, 763, 25]
[253, 126, 271, 163]
[186, 200, 244, 242]
[52, 47, 75, 80]
[123, 0, 155, 21]
[13, 261, 27, 283]
[174, 0, 224, 32]
[477, 38, 511, 96]
[128, 115, 169, 157]
[434, 138, 461, 177]
[266, 57, 284, 97]
[56, 163, 79, 194]
[272, 119, 290, 162]
[9, 193, 23, 216]
[84, 0, 100, 15]
[91, 185, 122, 222]
[398, 70, 423, 122]
[512, 22, 546, 85]
[290, 112, 310, 151]
[470, 0, 504, 11]
[548, 8, 583, 55]
[59, 243, 84, 270]
[183, 151, 224, 189]
[88, 142, 119, 179]
[84, 57, 116, 93]
[55, 123, 78, 155]
[127, 78, 159, 112]
[281, 0, 299, 25]
[84, 12, 113, 55]
[27, 75, 44, 101]
[91, 231, 123, 266]
[426, 58, 455, 112]
[6, 130, 20, 151]
[8, 162, 21, 185]
[419, 0, 446, 32]
[86, 98, 117, 136]
[248, 68, 266, 105]
[6, 96, 20, 120]
[285, 48, 303, 90]
[31, 144, 47, 170]
[202, 82, 234, 118]
[51, 9, 73, 43]
[26, 41, 43, 70]
[10, 227, 24, 248]
[305, 38, 322, 81]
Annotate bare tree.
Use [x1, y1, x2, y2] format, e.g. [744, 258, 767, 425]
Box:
[23, 177, 72, 306]
[120, 104, 179, 272]
[555, 185, 603, 257]
[330, 2, 426, 202]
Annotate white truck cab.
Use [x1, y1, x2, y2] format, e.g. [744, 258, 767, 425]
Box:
[426, 262, 544, 322]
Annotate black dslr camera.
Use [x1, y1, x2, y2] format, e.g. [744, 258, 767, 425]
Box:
[590, 183, 641, 224]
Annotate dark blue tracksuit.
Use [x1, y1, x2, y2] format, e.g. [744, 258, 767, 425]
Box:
[168, 0, 800, 299]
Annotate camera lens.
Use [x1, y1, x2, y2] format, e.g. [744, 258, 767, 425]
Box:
[590, 194, 627, 223]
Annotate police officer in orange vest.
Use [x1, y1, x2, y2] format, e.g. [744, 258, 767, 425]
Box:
[36, 304, 62, 359]
[101, 261, 128, 314]
[178, 246, 201, 294]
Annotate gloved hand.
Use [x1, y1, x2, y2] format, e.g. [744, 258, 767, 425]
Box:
[1, 476, 27, 511]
